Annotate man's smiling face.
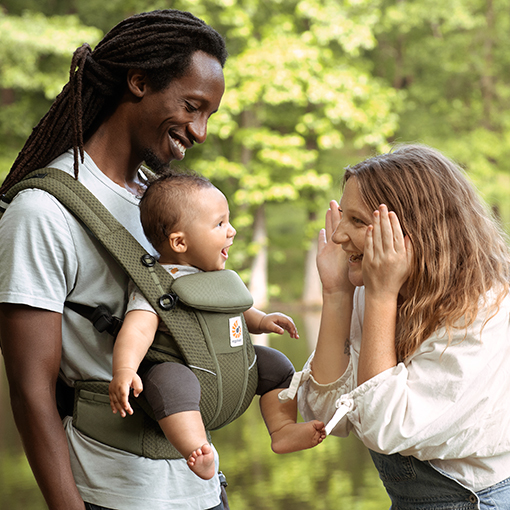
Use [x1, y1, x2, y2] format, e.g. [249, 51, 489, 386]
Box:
[134, 50, 225, 173]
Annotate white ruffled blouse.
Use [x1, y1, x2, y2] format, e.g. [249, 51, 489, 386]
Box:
[292, 287, 510, 492]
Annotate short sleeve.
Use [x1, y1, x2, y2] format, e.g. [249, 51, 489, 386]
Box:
[125, 280, 157, 316]
[0, 189, 78, 312]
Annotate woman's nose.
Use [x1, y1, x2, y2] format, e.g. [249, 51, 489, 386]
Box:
[332, 223, 348, 245]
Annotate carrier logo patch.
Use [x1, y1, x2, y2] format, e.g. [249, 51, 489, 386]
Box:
[229, 316, 243, 347]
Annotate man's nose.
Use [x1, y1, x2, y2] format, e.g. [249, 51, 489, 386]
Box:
[188, 116, 207, 144]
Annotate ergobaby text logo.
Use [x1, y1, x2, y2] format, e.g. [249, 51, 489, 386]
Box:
[229, 316, 243, 347]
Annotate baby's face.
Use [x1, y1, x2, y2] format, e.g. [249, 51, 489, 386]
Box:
[181, 186, 236, 272]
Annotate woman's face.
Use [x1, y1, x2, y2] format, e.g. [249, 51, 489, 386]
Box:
[332, 177, 373, 287]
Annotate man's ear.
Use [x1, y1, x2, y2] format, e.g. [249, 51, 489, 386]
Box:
[127, 69, 149, 98]
[168, 232, 187, 253]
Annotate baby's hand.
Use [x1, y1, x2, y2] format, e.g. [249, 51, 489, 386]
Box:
[109, 368, 143, 417]
[259, 313, 299, 339]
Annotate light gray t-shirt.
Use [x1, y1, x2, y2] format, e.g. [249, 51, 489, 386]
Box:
[0, 151, 221, 509]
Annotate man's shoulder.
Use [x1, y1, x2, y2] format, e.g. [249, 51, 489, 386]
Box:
[45, 150, 74, 174]
[4, 187, 71, 221]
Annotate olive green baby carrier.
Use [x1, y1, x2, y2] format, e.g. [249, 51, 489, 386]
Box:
[1, 168, 259, 459]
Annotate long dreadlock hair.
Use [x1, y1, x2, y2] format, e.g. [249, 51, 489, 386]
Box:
[0, 9, 227, 195]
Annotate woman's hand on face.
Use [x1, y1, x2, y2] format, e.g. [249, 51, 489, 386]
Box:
[317, 200, 355, 296]
[362, 204, 413, 299]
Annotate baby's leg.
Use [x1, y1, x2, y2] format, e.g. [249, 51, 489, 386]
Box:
[259, 388, 326, 454]
[254, 345, 326, 453]
[143, 362, 215, 479]
[159, 410, 215, 479]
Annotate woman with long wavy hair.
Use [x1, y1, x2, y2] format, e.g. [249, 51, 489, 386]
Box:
[296, 144, 510, 509]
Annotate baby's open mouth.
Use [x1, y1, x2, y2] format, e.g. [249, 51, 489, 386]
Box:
[349, 254, 363, 263]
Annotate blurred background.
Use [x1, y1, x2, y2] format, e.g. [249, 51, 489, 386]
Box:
[1, 0, 509, 507]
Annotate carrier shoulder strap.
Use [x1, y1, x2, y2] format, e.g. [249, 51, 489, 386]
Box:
[2, 168, 178, 307]
[2, 168, 257, 436]
[2, 169, 221, 370]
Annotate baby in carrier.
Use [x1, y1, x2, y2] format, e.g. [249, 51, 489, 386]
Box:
[109, 172, 326, 480]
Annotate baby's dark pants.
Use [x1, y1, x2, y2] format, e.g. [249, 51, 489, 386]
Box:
[142, 345, 295, 421]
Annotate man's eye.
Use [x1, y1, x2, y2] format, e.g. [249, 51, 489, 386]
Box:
[185, 101, 198, 112]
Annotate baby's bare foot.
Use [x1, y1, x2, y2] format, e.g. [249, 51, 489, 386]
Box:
[187, 443, 216, 480]
[271, 420, 326, 454]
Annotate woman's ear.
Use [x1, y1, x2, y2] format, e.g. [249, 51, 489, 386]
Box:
[127, 69, 148, 98]
[168, 232, 187, 253]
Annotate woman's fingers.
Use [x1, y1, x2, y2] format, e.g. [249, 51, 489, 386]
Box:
[363, 204, 412, 296]
[364, 224, 374, 260]
[324, 200, 340, 240]
[389, 210, 405, 249]
[330, 200, 341, 230]
[369, 205, 406, 256]
[379, 206, 395, 252]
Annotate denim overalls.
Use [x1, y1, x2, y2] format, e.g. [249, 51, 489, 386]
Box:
[369, 450, 479, 509]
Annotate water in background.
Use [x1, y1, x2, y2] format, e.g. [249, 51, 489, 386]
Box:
[0, 309, 390, 509]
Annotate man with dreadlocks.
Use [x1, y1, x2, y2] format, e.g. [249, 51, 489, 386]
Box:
[0, 9, 229, 510]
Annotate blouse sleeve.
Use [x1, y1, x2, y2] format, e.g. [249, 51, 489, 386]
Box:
[297, 353, 356, 437]
[297, 288, 364, 436]
[299, 289, 510, 461]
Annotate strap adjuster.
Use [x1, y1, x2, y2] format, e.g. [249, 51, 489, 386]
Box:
[218, 471, 228, 487]
[90, 304, 123, 337]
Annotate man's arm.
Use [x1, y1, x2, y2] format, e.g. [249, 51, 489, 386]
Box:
[0, 304, 86, 510]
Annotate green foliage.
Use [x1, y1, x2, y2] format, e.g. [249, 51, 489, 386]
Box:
[172, 0, 401, 280]
[0, 453, 46, 509]
[0, 11, 101, 97]
[0, 10, 102, 181]
[372, 0, 510, 228]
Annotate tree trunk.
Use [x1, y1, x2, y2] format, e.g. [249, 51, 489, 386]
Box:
[302, 211, 322, 308]
[249, 204, 269, 345]
[249, 203, 268, 309]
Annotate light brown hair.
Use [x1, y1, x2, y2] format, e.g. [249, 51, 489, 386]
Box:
[344, 144, 510, 361]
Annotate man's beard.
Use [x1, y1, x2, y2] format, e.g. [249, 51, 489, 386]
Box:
[141, 148, 171, 175]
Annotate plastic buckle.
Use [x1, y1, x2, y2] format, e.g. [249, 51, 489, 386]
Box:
[158, 293, 179, 311]
[91, 304, 122, 337]
[141, 254, 156, 267]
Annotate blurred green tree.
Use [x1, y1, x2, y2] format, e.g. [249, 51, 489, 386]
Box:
[371, 0, 510, 225]
[166, 0, 401, 305]
[0, 9, 101, 180]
